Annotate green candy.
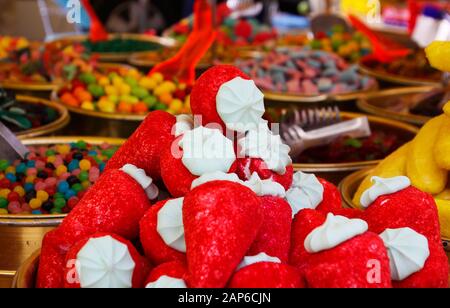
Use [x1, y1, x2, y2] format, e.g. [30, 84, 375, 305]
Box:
[102, 149, 116, 159]
[79, 73, 96, 85]
[53, 192, 65, 200]
[72, 183, 83, 193]
[76, 140, 87, 150]
[125, 76, 139, 88]
[132, 87, 149, 100]
[45, 149, 56, 157]
[154, 102, 168, 111]
[54, 198, 66, 209]
[0, 197, 8, 208]
[0, 160, 9, 171]
[143, 95, 157, 108]
[88, 84, 105, 98]
[79, 171, 89, 182]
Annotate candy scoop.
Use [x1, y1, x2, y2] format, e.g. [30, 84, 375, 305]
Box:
[81, 0, 108, 42]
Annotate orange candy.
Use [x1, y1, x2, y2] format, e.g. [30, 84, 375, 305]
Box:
[117, 102, 133, 113]
[159, 93, 173, 105]
[74, 88, 92, 102]
[61, 93, 80, 107]
[132, 102, 148, 114]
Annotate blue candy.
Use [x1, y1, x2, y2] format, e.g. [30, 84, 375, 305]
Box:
[58, 181, 70, 193]
[68, 160, 80, 172]
[16, 163, 27, 174]
[32, 210, 43, 215]
[26, 160, 36, 168]
[65, 189, 77, 199]
[24, 183, 34, 192]
[5, 173, 16, 182]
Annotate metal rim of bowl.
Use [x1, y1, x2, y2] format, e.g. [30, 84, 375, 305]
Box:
[50, 63, 150, 121]
[292, 111, 419, 172]
[47, 33, 177, 62]
[13, 95, 70, 140]
[356, 86, 437, 126]
[128, 51, 213, 70]
[0, 136, 125, 224]
[358, 60, 441, 87]
[339, 168, 450, 249]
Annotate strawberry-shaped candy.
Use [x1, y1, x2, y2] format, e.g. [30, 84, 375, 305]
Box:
[105, 111, 176, 181]
[190, 65, 265, 133]
[229, 253, 304, 288]
[183, 181, 263, 288]
[360, 176, 441, 244]
[161, 126, 236, 197]
[37, 166, 152, 288]
[145, 261, 188, 288]
[140, 198, 186, 265]
[233, 125, 293, 190]
[235, 19, 253, 39]
[245, 184, 292, 262]
[64, 233, 150, 288]
[286, 171, 342, 217]
[291, 211, 392, 288]
[379, 228, 448, 288]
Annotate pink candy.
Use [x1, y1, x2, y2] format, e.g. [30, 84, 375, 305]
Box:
[89, 167, 100, 182]
[35, 181, 47, 192]
[35, 160, 46, 170]
[45, 177, 57, 187]
[60, 172, 71, 180]
[26, 168, 37, 176]
[72, 169, 81, 176]
[8, 202, 22, 214]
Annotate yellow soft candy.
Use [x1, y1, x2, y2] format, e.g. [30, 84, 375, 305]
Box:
[98, 77, 110, 86]
[29, 198, 42, 210]
[47, 156, 56, 164]
[79, 159, 91, 171]
[160, 81, 176, 93]
[56, 165, 67, 176]
[105, 85, 118, 96]
[98, 99, 116, 113]
[13, 186, 25, 197]
[119, 84, 131, 96]
[56, 144, 71, 155]
[0, 189, 11, 199]
[5, 166, 15, 174]
[81, 101, 95, 111]
[425, 41, 450, 72]
[169, 99, 183, 112]
[406, 115, 448, 194]
[434, 112, 450, 170]
[434, 199, 450, 239]
[139, 77, 157, 90]
[150, 72, 164, 84]
[353, 143, 410, 207]
[112, 77, 124, 88]
[37, 190, 49, 202]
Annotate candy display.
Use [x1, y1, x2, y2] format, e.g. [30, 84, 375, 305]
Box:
[236, 48, 377, 96]
[360, 49, 442, 85]
[0, 140, 119, 215]
[31, 66, 448, 289]
[0, 90, 60, 134]
[165, 16, 277, 47]
[0, 36, 30, 60]
[57, 67, 191, 115]
[82, 37, 162, 54]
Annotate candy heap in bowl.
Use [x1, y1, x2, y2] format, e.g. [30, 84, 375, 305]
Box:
[36, 65, 448, 288]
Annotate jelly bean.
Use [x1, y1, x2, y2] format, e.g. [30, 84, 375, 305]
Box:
[35, 181, 46, 192]
[45, 177, 57, 187]
[0, 179, 10, 189]
[8, 201, 22, 214]
[81, 181, 90, 189]
[21, 203, 31, 213]
[0, 189, 11, 199]
[37, 190, 49, 202]
[29, 198, 42, 210]
[16, 163, 26, 174]
[0, 209, 8, 215]
[6, 173, 16, 182]
[67, 197, 79, 209]
[54, 198, 66, 209]
[7, 192, 20, 202]
[26, 168, 37, 177]
[72, 169, 81, 177]
[65, 189, 77, 199]
[60, 172, 71, 181]
[13, 186, 25, 197]
[68, 160, 79, 172]
[5, 166, 15, 174]
[79, 171, 89, 182]
[72, 183, 83, 193]
[24, 183, 34, 192]
[58, 181, 70, 193]
[32, 210, 43, 215]
[0, 160, 9, 171]
[0, 197, 8, 208]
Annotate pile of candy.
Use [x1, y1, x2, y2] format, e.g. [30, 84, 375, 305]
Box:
[82, 38, 162, 54]
[0, 89, 59, 133]
[36, 65, 448, 289]
[0, 43, 97, 84]
[236, 48, 376, 95]
[0, 141, 119, 215]
[361, 49, 442, 82]
[58, 68, 191, 115]
[0, 36, 30, 59]
[167, 17, 277, 47]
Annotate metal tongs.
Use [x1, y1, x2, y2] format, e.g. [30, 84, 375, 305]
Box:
[281, 107, 371, 157]
[0, 121, 28, 161]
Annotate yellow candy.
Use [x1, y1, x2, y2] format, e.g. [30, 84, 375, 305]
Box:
[105, 85, 118, 96]
[139, 77, 157, 90]
[82, 181, 90, 189]
[112, 77, 124, 87]
[47, 156, 56, 164]
[353, 143, 409, 207]
[25, 176, 36, 183]
[81, 101, 95, 111]
[29, 198, 42, 210]
[56, 165, 68, 177]
[435, 199, 450, 239]
[119, 84, 131, 96]
[0, 189, 11, 199]
[434, 113, 450, 170]
[56, 144, 71, 155]
[406, 115, 448, 194]
[160, 81, 176, 93]
[127, 69, 141, 79]
[0, 209, 8, 215]
[98, 77, 110, 86]
[13, 186, 25, 197]
[5, 166, 15, 174]
[169, 99, 183, 112]
[36, 190, 49, 202]
[98, 100, 116, 113]
[79, 159, 91, 171]
[425, 41, 450, 72]
[150, 72, 164, 84]
[154, 86, 168, 97]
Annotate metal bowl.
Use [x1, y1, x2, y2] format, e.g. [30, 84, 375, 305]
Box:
[0, 136, 125, 287]
[357, 86, 439, 126]
[47, 34, 176, 63]
[358, 58, 441, 87]
[12, 248, 450, 288]
[339, 168, 450, 252]
[290, 112, 419, 185]
[11, 95, 70, 139]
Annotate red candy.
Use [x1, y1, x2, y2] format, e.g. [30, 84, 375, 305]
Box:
[248, 196, 292, 263]
[190, 65, 250, 131]
[183, 181, 263, 288]
[235, 20, 253, 39]
[105, 111, 176, 181]
[316, 178, 342, 213]
[229, 262, 304, 289]
[145, 261, 187, 287]
[140, 200, 186, 265]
